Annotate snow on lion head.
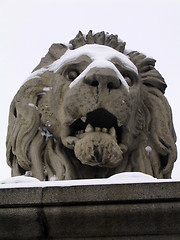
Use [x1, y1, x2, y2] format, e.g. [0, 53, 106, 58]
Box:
[6, 31, 177, 180]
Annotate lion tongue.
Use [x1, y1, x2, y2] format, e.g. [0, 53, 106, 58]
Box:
[74, 132, 123, 168]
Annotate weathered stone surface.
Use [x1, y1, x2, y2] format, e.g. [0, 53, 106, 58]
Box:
[0, 182, 180, 239]
[6, 31, 177, 180]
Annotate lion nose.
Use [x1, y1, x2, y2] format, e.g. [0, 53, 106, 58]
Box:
[83, 68, 121, 89]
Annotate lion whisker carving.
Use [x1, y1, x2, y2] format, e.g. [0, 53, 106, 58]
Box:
[6, 30, 177, 180]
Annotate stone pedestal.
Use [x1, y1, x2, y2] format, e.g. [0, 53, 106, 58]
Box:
[0, 182, 180, 239]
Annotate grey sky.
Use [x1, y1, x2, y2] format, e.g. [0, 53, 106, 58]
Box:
[1, 0, 180, 180]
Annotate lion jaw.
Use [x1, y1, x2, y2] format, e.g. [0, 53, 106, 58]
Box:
[60, 108, 128, 168]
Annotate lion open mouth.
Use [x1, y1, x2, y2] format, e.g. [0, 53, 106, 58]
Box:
[70, 108, 123, 143]
[63, 108, 127, 168]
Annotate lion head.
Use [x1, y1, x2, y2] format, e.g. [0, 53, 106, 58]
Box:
[6, 31, 177, 180]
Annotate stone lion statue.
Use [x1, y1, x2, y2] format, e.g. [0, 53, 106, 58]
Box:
[6, 31, 177, 180]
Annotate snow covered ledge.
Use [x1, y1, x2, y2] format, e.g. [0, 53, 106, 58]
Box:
[0, 172, 180, 239]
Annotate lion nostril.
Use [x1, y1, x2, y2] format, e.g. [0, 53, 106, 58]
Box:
[91, 80, 99, 87]
[107, 82, 114, 89]
[84, 71, 120, 89]
[107, 81, 120, 89]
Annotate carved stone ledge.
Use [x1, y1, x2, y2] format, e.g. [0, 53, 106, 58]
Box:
[0, 182, 180, 239]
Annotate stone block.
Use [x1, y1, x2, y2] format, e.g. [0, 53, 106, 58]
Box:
[0, 182, 180, 239]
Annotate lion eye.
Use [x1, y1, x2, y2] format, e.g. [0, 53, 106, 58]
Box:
[67, 70, 79, 81]
[123, 74, 133, 87]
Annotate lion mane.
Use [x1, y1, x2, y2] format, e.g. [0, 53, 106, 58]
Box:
[6, 31, 177, 180]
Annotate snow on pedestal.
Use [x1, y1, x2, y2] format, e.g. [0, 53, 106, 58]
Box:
[0, 172, 178, 189]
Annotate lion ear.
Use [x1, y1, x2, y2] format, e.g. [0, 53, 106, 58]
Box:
[33, 43, 68, 72]
[139, 61, 167, 93]
[142, 75, 167, 94]
[128, 52, 167, 93]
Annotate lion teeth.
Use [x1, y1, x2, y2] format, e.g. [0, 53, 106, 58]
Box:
[85, 124, 94, 133]
[117, 120, 122, 127]
[81, 117, 87, 122]
[84, 125, 117, 137]
[109, 127, 116, 138]
[102, 128, 108, 133]
[95, 127, 101, 132]
[76, 130, 85, 135]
